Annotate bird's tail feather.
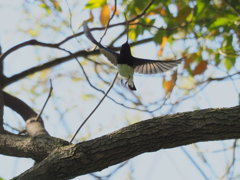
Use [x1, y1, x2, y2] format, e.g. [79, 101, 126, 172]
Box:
[83, 22, 104, 49]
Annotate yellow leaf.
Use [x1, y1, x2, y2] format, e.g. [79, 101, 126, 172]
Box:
[158, 36, 168, 56]
[193, 60, 208, 75]
[100, 5, 110, 26]
[129, 30, 136, 41]
[163, 72, 177, 95]
[85, 0, 106, 9]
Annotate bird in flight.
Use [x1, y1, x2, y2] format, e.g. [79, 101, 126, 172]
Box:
[83, 22, 184, 90]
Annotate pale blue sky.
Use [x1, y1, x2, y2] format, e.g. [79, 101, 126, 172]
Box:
[1, 0, 240, 179]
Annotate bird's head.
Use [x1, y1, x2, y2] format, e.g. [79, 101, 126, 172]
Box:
[120, 41, 131, 56]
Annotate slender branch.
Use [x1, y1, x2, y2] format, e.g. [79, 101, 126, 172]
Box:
[2, 38, 154, 113]
[109, 29, 127, 47]
[3, 49, 94, 87]
[225, 0, 240, 15]
[3, 37, 153, 87]
[0, 40, 62, 63]
[198, 71, 240, 85]
[35, 79, 53, 121]
[220, 139, 238, 179]
[181, 147, 208, 180]
[0, 0, 155, 64]
[98, 0, 117, 44]
[90, 161, 128, 179]
[2, 49, 147, 112]
[70, 72, 118, 143]
[128, 0, 155, 22]
[58, 0, 155, 45]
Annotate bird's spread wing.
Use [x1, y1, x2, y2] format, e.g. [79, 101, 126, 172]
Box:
[133, 57, 184, 74]
[83, 22, 119, 66]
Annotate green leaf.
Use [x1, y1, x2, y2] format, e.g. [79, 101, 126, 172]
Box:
[129, 29, 137, 41]
[154, 30, 166, 44]
[210, 17, 230, 29]
[224, 58, 235, 71]
[135, 25, 144, 36]
[214, 53, 220, 65]
[85, 0, 106, 9]
[196, 0, 206, 16]
[222, 34, 234, 52]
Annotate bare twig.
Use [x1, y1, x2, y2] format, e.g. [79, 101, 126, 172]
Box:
[127, 0, 155, 22]
[0, 0, 155, 64]
[192, 144, 218, 178]
[91, 161, 128, 179]
[35, 79, 53, 121]
[70, 72, 118, 143]
[58, 0, 155, 45]
[220, 140, 238, 179]
[98, 0, 117, 44]
[225, 0, 240, 15]
[0, 40, 62, 63]
[109, 29, 127, 46]
[199, 71, 240, 84]
[181, 147, 208, 180]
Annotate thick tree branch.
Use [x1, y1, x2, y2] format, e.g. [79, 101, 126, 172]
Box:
[0, 134, 69, 162]
[0, 46, 4, 132]
[3, 92, 50, 136]
[13, 106, 240, 180]
[3, 92, 40, 121]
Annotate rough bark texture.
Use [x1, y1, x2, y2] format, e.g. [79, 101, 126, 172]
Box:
[0, 134, 69, 162]
[0, 46, 4, 132]
[8, 106, 240, 180]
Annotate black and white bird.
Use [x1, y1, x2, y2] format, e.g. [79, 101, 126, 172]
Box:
[83, 22, 184, 90]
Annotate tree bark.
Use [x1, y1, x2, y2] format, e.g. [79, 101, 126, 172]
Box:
[10, 105, 240, 180]
[0, 46, 4, 132]
[0, 134, 69, 162]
